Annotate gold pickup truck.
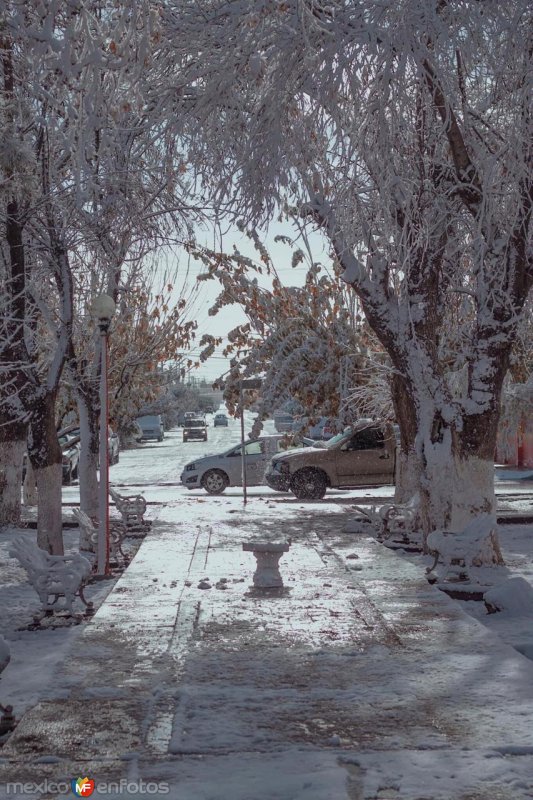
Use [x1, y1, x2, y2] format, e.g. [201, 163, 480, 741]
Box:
[265, 420, 396, 499]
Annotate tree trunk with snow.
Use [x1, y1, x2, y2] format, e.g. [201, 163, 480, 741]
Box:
[0, 419, 26, 526]
[389, 368, 498, 535]
[77, 389, 100, 543]
[390, 373, 420, 504]
[28, 391, 64, 555]
[22, 458, 38, 508]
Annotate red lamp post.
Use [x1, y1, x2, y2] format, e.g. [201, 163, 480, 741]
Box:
[91, 294, 116, 576]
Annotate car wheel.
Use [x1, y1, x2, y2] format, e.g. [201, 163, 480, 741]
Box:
[291, 468, 327, 500]
[201, 469, 229, 495]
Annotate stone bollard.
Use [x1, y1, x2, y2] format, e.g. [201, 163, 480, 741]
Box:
[242, 541, 291, 589]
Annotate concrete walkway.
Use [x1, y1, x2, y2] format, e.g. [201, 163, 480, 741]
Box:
[1, 506, 533, 799]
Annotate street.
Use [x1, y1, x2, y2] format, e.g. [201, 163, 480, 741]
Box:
[62, 413, 533, 516]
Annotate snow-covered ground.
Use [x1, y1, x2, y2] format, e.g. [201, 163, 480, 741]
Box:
[1, 412, 533, 798]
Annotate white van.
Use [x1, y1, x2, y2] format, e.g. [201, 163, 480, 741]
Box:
[136, 414, 164, 442]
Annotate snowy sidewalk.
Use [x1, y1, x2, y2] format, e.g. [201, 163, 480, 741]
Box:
[1, 504, 533, 799]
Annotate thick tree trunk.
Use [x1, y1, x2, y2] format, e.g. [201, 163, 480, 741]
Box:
[390, 364, 499, 566]
[34, 463, 63, 553]
[28, 392, 64, 554]
[390, 373, 421, 504]
[394, 449, 422, 503]
[416, 431, 496, 534]
[77, 389, 100, 535]
[22, 458, 38, 507]
[0, 427, 26, 526]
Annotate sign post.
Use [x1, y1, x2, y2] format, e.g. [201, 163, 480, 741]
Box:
[238, 378, 263, 507]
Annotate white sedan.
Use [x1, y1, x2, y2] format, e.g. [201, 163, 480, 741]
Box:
[180, 434, 313, 494]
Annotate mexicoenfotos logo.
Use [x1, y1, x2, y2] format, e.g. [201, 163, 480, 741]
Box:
[71, 777, 95, 797]
[5, 778, 170, 795]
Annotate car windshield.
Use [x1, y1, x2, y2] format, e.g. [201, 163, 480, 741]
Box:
[186, 420, 205, 427]
[304, 437, 326, 447]
[324, 429, 353, 448]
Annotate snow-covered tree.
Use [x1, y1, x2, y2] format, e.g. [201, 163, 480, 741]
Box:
[0, 1, 196, 541]
[0, 18, 74, 547]
[166, 1, 532, 536]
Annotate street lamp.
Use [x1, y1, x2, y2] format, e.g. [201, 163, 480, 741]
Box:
[91, 294, 116, 576]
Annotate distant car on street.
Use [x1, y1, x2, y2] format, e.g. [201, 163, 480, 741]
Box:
[214, 413, 229, 427]
[183, 418, 208, 442]
[136, 414, 164, 442]
[180, 434, 314, 494]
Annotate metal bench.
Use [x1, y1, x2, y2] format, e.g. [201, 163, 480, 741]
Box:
[72, 508, 129, 566]
[351, 496, 418, 542]
[109, 488, 151, 533]
[9, 538, 93, 617]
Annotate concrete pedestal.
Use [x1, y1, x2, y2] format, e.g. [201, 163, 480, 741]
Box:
[242, 541, 290, 588]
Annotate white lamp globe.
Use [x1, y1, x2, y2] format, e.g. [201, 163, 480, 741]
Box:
[91, 294, 116, 321]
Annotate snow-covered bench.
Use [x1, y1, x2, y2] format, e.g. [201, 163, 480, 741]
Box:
[349, 494, 419, 541]
[72, 508, 129, 566]
[426, 514, 504, 583]
[9, 538, 93, 616]
[378, 495, 419, 541]
[109, 488, 151, 532]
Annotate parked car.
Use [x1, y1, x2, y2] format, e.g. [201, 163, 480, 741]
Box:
[57, 424, 120, 466]
[183, 418, 208, 442]
[214, 413, 229, 427]
[180, 434, 314, 494]
[136, 414, 164, 442]
[58, 433, 82, 483]
[265, 420, 396, 499]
